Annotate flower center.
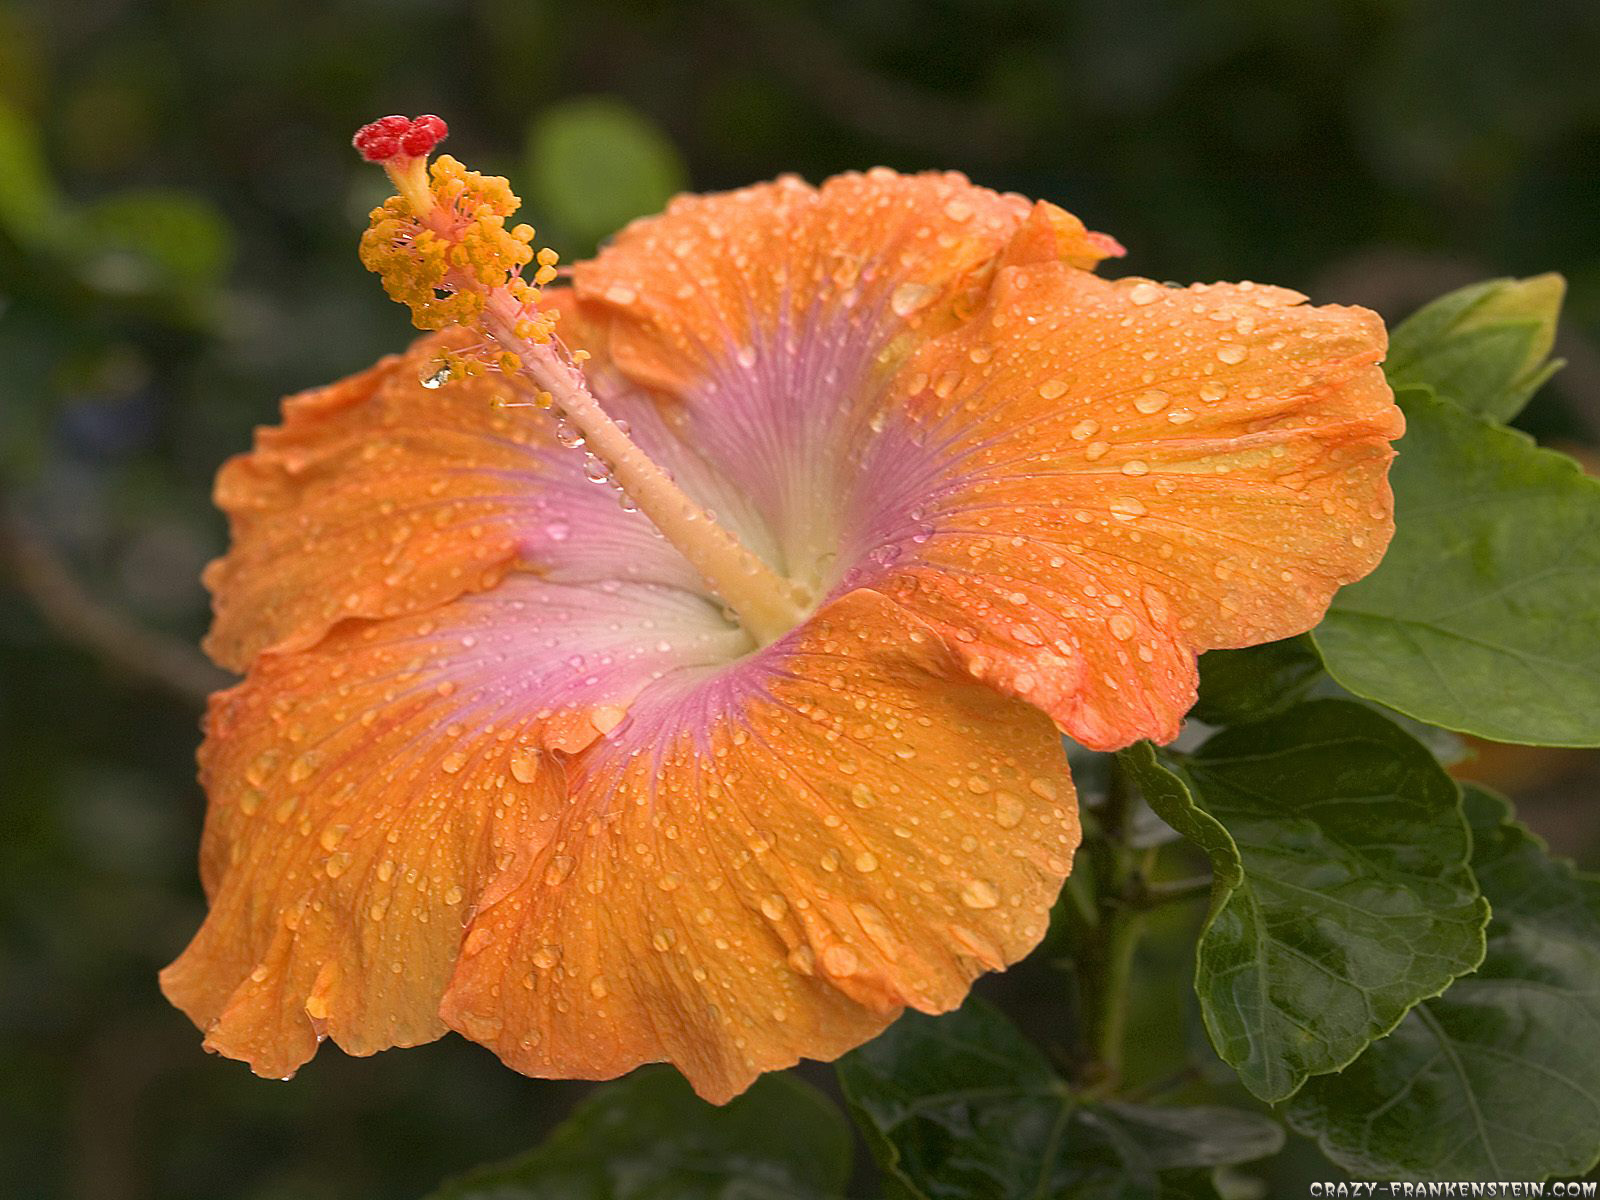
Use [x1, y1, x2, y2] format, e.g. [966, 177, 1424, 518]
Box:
[352, 115, 812, 646]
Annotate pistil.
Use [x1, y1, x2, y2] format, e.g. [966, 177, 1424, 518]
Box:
[496, 312, 810, 644]
[352, 114, 812, 646]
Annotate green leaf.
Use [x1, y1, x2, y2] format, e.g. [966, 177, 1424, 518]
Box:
[1288, 785, 1600, 1181]
[424, 1067, 850, 1200]
[1121, 700, 1488, 1102]
[837, 998, 1283, 1200]
[1385, 275, 1565, 422]
[1315, 389, 1600, 747]
[0, 98, 59, 243]
[63, 188, 232, 298]
[526, 97, 687, 253]
[1193, 636, 1325, 727]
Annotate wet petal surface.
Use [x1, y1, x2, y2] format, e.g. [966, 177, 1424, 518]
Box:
[162, 575, 745, 1077]
[440, 589, 1078, 1102]
[848, 269, 1401, 748]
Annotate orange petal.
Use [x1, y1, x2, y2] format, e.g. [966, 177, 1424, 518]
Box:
[440, 588, 1079, 1103]
[861, 269, 1401, 749]
[202, 326, 706, 672]
[161, 575, 747, 1078]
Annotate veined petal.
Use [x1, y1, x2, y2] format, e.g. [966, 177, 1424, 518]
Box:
[161, 575, 745, 1078]
[852, 267, 1401, 749]
[439, 588, 1079, 1103]
[571, 172, 1119, 587]
[203, 327, 714, 672]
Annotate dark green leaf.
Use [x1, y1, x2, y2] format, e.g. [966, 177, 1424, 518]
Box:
[526, 97, 687, 253]
[1193, 636, 1325, 727]
[1118, 742, 1241, 923]
[424, 1067, 850, 1200]
[1315, 389, 1600, 746]
[1122, 701, 1487, 1102]
[1385, 275, 1564, 422]
[1288, 785, 1600, 1181]
[837, 998, 1282, 1200]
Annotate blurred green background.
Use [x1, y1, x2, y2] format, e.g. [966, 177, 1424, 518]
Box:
[2, 1, 1597, 1197]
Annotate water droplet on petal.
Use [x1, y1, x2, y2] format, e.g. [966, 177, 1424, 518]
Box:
[821, 944, 859, 977]
[544, 855, 575, 886]
[960, 879, 1000, 909]
[890, 282, 936, 317]
[994, 793, 1026, 828]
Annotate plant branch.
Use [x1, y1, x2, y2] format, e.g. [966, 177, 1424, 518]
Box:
[0, 504, 230, 708]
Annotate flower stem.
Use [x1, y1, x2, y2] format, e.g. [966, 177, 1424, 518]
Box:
[1075, 759, 1154, 1092]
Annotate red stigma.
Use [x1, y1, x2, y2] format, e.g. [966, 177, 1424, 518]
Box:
[353, 114, 448, 163]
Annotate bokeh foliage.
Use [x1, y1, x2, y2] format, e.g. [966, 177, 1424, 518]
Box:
[2, 1, 1598, 1197]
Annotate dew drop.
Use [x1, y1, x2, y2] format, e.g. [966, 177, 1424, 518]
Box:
[821, 944, 859, 977]
[960, 879, 1000, 909]
[509, 745, 541, 785]
[288, 753, 318, 784]
[1216, 345, 1248, 365]
[1129, 282, 1164, 306]
[1038, 379, 1068, 400]
[1134, 389, 1170, 415]
[543, 855, 575, 886]
[890, 282, 936, 317]
[994, 792, 1026, 828]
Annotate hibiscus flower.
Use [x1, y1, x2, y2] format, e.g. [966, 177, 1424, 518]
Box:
[161, 115, 1402, 1102]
